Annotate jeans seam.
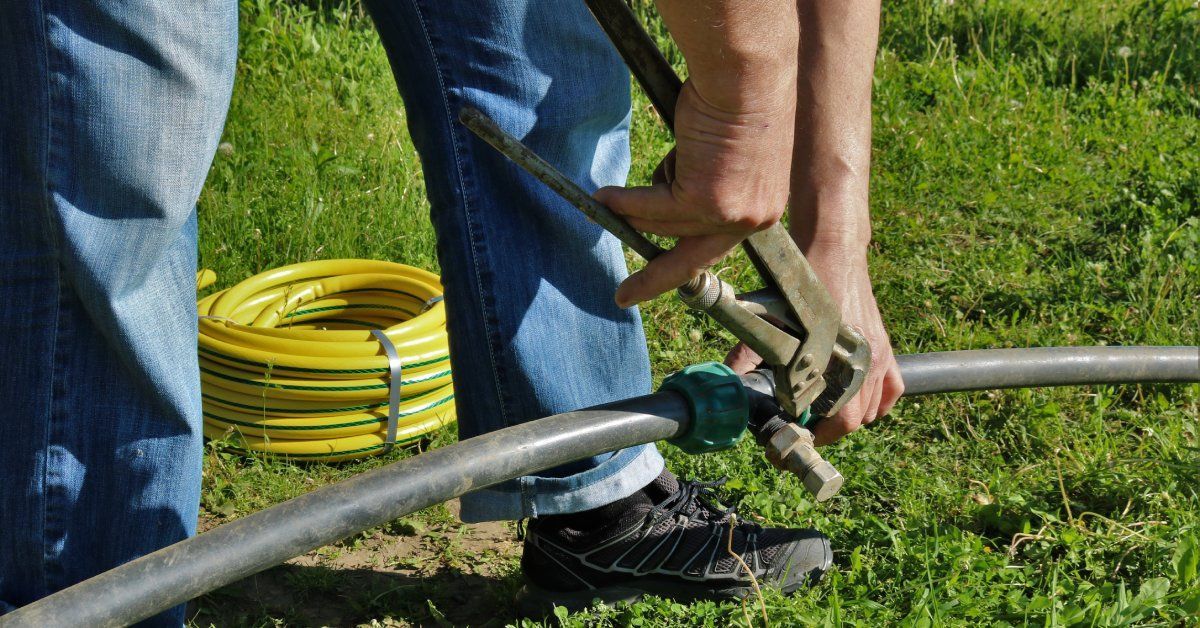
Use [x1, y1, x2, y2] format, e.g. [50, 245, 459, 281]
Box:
[42, 272, 74, 592]
[520, 477, 535, 519]
[39, 2, 64, 249]
[406, 0, 513, 428]
[35, 0, 65, 598]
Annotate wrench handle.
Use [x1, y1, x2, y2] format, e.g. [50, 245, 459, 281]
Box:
[458, 106, 666, 262]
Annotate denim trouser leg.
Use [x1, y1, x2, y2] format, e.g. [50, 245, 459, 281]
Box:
[0, 0, 237, 623]
[365, 0, 664, 522]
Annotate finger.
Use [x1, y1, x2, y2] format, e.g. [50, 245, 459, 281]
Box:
[811, 411, 856, 447]
[652, 148, 677, 186]
[877, 359, 904, 417]
[594, 183, 688, 224]
[813, 392, 866, 446]
[859, 343, 886, 424]
[623, 215, 731, 238]
[615, 233, 740, 307]
[863, 371, 884, 426]
[723, 342, 762, 374]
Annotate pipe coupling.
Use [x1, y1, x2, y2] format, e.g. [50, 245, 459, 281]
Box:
[660, 362, 749, 454]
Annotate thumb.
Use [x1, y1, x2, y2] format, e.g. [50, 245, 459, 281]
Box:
[615, 233, 740, 306]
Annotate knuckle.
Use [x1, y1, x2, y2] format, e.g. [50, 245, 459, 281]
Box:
[674, 182, 782, 232]
[712, 206, 780, 232]
[869, 351, 886, 372]
[706, 202, 746, 227]
[870, 345, 895, 371]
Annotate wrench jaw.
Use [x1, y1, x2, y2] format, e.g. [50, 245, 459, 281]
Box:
[741, 227, 842, 418]
[737, 289, 872, 422]
[657, 261, 868, 504]
[734, 289, 870, 503]
[776, 350, 825, 420]
[809, 326, 872, 418]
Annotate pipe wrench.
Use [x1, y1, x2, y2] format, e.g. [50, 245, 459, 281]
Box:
[456, 0, 873, 500]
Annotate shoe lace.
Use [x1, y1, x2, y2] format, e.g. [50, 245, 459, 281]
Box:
[650, 478, 761, 534]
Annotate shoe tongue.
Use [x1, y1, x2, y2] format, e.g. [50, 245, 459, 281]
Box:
[642, 469, 680, 505]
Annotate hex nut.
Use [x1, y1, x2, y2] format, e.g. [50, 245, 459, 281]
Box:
[802, 460, 844, 502]
[768, 423, 806, 457]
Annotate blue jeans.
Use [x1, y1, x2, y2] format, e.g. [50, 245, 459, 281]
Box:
[0, 0, 661, 620]
[363, 0, 662, 522]
[0, 0, 237, 624]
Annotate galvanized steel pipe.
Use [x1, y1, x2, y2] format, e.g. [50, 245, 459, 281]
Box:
[897, 346, 1199, 396]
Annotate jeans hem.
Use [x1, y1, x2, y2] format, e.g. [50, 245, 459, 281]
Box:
[458, 443, 664, 522]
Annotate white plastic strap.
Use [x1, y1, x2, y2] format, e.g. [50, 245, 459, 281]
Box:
[371, 330, 403, 453]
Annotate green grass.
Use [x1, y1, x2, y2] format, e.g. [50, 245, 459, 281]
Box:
[193, 0, 1199, 625]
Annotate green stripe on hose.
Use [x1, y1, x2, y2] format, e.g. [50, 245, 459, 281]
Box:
[198, 346, 449, 375]
[283, 303, 418, 319]
[202, 394, 454, 430]
[199, 365, 451, 391]
[303, 318, 389, 330]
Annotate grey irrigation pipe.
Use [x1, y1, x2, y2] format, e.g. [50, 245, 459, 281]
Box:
[897, 346, 1199, 395]
[3, 345, 1197, 627]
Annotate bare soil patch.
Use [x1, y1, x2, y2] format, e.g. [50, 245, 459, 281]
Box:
[189, 500, 523, 626]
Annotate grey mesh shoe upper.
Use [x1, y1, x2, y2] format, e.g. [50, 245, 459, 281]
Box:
[521, 472, 832, 597]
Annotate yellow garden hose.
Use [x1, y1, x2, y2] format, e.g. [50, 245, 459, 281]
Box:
[197, 259, 456, 461]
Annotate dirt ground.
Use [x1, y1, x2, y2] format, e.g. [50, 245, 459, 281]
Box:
[188, 500, 524, 627]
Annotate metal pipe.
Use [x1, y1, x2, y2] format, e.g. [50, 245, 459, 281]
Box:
[1, 393, 692, 628]
[3, 346, 1196, 627]
[897, 346, 1199, 396]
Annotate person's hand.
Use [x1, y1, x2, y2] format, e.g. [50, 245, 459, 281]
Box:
[594, 78, 795, 308]
[725, 240, 903, 445]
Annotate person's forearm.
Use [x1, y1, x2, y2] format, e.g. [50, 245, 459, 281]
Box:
[790, 0, 881, 251]
[654, 0, 799, 114]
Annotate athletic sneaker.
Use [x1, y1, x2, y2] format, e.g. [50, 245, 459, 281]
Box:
[517, 471, 831, 614]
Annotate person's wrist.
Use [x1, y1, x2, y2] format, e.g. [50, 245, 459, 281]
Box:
[788, 187, 872, 254]
[689, 70, 796, 118]
[685, 38, 798, 115]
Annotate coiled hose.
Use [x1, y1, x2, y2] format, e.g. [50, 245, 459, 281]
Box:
[197, 259, 456, 461]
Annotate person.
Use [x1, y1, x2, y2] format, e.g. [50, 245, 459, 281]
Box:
[0, 0, 901, 623]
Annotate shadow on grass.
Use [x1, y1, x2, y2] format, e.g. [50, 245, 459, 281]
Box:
[188, 562, 521, 627]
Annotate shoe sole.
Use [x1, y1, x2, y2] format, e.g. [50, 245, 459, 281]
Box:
[515, 578, 751, 618]
[516, 532, 832, 619]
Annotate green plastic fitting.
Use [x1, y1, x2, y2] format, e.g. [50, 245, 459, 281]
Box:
[796, 407, 815, 428]
[659, 362, 749, 454]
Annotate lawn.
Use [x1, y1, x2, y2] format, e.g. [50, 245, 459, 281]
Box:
[191, 0, 1199, 625]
